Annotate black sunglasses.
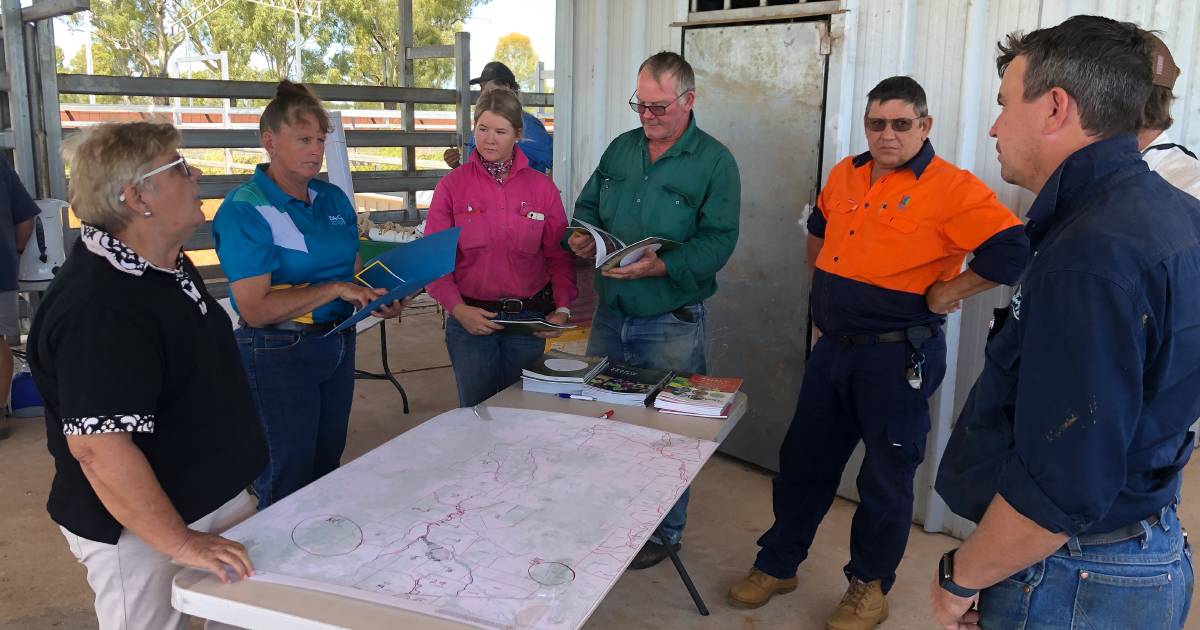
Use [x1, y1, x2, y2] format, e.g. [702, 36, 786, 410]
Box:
[865, 117, 924, 132]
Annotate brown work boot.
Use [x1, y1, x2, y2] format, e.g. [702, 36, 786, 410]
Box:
[825, 578, 888, 629]
[727, 568, 799, 608]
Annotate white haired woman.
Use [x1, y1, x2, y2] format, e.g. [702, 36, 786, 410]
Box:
[28, 122, 268, 630]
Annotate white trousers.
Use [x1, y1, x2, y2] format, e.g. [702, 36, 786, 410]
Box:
[59, 490, 257, 630]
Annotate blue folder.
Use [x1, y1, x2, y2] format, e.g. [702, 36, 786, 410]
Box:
[325, 227, 461, 336]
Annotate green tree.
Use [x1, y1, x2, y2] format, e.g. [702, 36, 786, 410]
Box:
[492, 32, 536, 91]
[191, 0, 334, 82]
[69, 0, 183, 78]
[327, 0, 488, 92]
[72, 0, 331, 83]
[61, 39, 145, 103]
[66, 0, 488, 107]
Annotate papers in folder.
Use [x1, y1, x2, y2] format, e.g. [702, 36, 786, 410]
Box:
[325, 227, 460, 336]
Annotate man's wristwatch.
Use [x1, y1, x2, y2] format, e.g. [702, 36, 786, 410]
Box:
[553, 307, 571, 319]
[938, 549, 980, 598]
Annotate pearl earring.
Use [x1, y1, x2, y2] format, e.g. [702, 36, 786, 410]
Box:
[142, 210, 152, 217]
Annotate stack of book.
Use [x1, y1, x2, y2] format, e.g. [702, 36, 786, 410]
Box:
[582, 364, 675, 407]
[522, 351, 609, 395]
[654, 374, 743, 419]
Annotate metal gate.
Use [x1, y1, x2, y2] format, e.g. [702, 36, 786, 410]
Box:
[683, 20, 829, 471]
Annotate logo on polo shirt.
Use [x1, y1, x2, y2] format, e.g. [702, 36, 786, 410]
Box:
[328, 214, 347, 227]
[1010, 285, 1023, 320]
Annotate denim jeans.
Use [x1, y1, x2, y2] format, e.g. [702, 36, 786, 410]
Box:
[445, 310, 548, 408]
[980, 503, 1193, 629]
[586, 302, 708, 546]
[234, 326, 356, 509]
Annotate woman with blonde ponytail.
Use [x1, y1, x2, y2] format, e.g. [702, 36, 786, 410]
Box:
[213, 81, 407, 509]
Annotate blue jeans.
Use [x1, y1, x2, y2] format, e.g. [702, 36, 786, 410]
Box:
[586, 302, 708, 546]
[980, 503, 1193, 629]
[445, 310, 547, 408]
[234, 326, 356, 509]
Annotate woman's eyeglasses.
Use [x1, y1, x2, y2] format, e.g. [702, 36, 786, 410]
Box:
[137, 156, 192, 182]
[119, 156, 193, 203]
[864, 117, 924, 133]
[628, 90, 691, 116]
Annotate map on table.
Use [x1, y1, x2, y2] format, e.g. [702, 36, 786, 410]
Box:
[223, 406, 718, 629]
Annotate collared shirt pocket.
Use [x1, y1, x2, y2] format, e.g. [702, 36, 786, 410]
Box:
[662, 184, 703, 213]
[877, 208, 920, 233]
[857, 207, 930, 277]
[452, 200, 489, 250]
[660, 184, 703, 241]
[511, 204, 545, 256]
[597, 170, 626, 223]
[820, 196, 857, 237]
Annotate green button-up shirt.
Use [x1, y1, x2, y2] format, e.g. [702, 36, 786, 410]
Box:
[573, 114, 741, 317]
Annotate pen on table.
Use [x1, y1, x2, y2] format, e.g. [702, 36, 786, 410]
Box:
[599, 410, 614, 420]
[558, 394, 597, 401]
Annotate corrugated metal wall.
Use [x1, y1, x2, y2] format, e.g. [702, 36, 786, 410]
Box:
[556, 0, 1200, 538]
[553, 0, 689, 204]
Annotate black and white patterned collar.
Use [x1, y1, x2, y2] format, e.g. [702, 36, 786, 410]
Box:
[81, 224, 207, 315]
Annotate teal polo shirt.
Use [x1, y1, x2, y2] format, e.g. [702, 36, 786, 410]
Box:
[213, 164, 358, 324]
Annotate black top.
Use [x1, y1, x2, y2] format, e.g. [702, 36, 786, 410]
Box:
[29, 226, 267, 544]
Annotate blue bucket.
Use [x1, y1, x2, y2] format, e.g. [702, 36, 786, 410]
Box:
[11, 372, 43, 417]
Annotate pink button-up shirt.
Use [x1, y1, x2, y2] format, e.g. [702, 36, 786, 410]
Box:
[426, 146, 577, 312]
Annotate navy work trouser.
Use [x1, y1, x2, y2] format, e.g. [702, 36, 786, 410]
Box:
[754, 331, 946, 593]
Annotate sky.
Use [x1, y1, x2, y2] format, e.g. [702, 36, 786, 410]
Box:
[464, 0, 555, 79]
[51, 0, 556, 80]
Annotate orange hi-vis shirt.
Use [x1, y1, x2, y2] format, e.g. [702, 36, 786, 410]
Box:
[807, 140, 1028, 335]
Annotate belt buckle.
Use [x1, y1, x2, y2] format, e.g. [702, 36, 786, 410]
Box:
[500, 298, 524, 314]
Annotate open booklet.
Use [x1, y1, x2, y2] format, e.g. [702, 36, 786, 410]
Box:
[567, 218, 681, 272]
[490, 317, 577, 332]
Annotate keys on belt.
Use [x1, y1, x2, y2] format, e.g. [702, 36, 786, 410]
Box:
[834, 325, 935, 390]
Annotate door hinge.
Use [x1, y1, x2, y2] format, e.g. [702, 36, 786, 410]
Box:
[819, 23, 833, 56]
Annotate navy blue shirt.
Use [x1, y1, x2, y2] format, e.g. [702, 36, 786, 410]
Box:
[936, 135, 1200, 537]
[0, 159, 40, 291]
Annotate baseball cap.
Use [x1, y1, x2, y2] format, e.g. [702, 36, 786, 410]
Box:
[1145, 32, 1181, 89]
[470, 61, 518, 87]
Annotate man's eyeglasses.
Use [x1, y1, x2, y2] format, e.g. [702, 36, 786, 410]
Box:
[864, 117, 924, 133]
[119, 156, 193, 202]
[628, 90, 691, 116]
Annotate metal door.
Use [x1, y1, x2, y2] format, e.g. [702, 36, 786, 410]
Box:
[684, 21, 828, 470]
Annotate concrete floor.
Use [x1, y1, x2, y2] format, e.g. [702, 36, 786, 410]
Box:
[3, 307, 1200, 629]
